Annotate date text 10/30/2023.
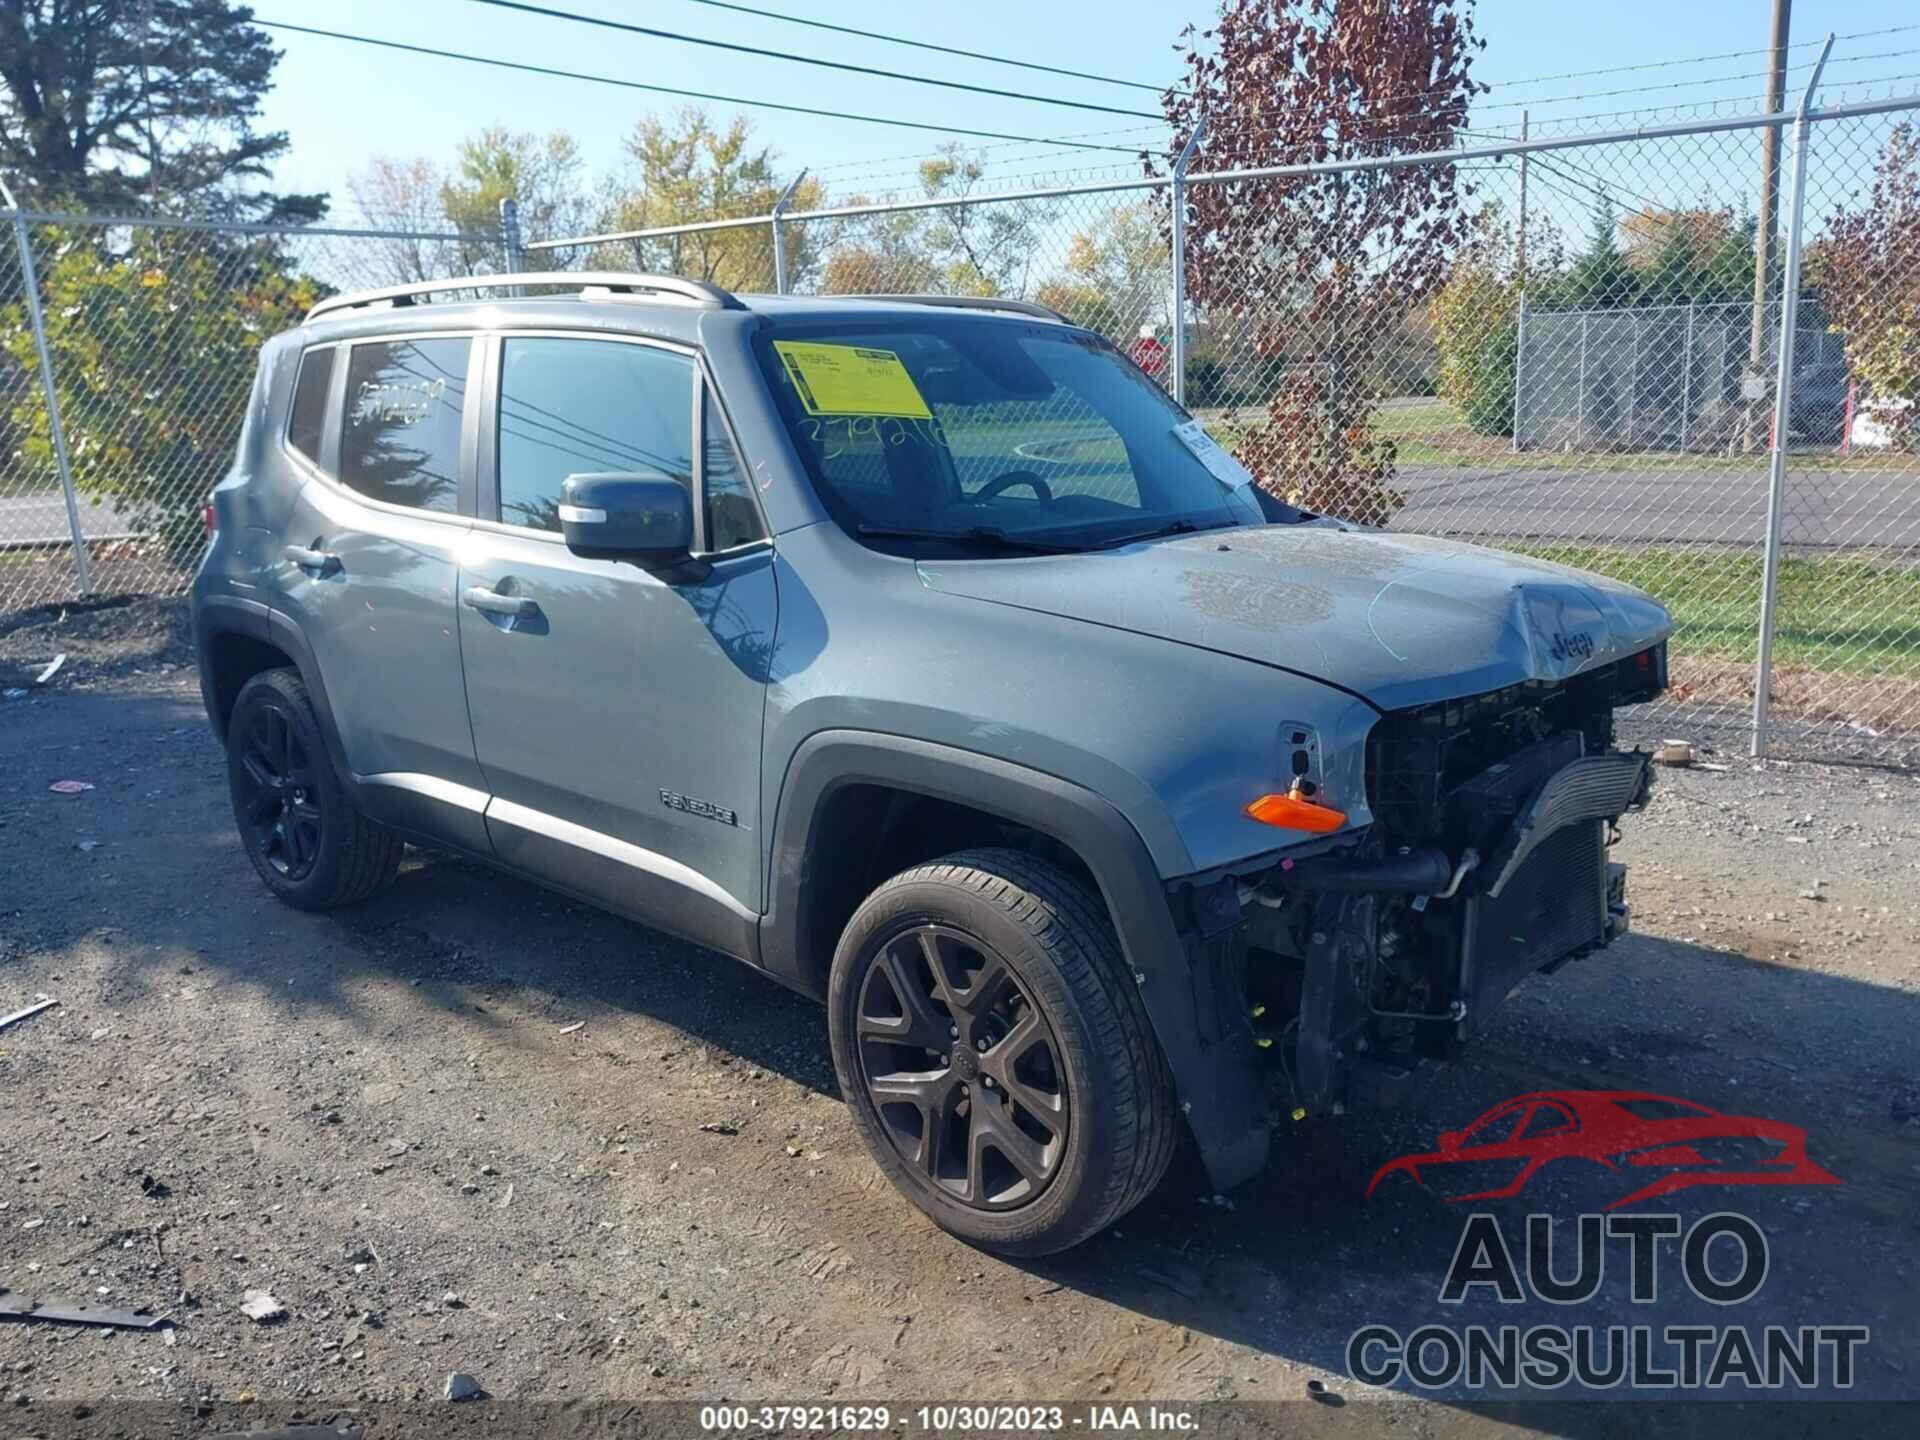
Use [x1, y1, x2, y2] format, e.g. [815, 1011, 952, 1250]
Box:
[698, 1404, 1202, 1432]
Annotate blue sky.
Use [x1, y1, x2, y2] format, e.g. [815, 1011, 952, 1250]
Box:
[254, 0, 1920, 219]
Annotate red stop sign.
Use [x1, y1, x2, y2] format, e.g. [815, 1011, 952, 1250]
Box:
[1130, 335, 1167, 376]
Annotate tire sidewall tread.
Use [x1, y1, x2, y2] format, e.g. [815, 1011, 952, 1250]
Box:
[828, 847, 1178, 1257]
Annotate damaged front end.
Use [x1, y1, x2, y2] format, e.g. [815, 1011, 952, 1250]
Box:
[1215, 643, 1668, 1118]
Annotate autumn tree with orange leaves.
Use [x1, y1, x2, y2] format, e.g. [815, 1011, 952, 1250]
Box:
[1161, 0, 1484, 524]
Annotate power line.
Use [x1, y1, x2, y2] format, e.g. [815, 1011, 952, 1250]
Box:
[1474, 23, 1918, 93]
[674, 0, 1175, 96]
[461, 0, 1161, 119]
[253, 21, 1146, 152]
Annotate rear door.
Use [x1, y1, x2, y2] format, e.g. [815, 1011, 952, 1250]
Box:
[456, 331, 776, 954]
[273, 332, 490, 851]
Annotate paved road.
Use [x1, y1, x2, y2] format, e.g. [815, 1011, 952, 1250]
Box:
[1398, 460, 1920, 549]
[0, 488, 135, 547]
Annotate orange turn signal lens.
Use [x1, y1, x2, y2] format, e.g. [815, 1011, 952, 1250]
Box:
[1245, 790, 1347, 833]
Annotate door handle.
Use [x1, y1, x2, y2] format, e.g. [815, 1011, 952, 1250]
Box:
[284, 544, 341, 576]
[462, 586, 541, 621]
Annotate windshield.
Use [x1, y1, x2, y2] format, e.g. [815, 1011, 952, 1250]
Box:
[754, 315, 1279, 552]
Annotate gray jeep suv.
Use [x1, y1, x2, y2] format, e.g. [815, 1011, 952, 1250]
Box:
[193, 272, 1672, 1255]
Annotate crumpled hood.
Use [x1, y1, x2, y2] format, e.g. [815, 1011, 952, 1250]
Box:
[915, 523, 1673, 711]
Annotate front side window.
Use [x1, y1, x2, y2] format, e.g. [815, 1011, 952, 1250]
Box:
[339, 337, 471, 513]
[756, 317, 1280, 552]
[496, 337, 693, 533]
[287, 345, 334, 466]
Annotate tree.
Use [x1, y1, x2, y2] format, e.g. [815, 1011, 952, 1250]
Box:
[1, 229, 319, 559]
[0, 0, 322, 220]
[1813, 122, 1920, 449]
[1558, 194, 1638, 308]
[342, 156, 463, 286]
[1620, 206, 1734, 272]
[819, 203, 941, 295]
[441, 127, 596, 257]
[912, 148, 1055, 296]
[1431, 199, 1567, 435]
[1035, 199, 1172, 338]
[1432, 204, 1520, 436]
[600, 107, 822, 290]
[1160, 0, 1484, 526]
[343, 128, 595, 285]
[820, 146, 1055, 298]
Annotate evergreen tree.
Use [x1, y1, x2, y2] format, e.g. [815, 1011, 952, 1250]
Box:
[0, 0, 322, 220]
[1563, 194, 1638, 308]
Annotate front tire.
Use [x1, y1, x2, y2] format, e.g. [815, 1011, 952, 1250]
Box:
[827, 848, 1178, 1256]
[226, 668, 402, 910]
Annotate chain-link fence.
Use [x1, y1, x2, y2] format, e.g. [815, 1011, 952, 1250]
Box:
[7, 88, 1920, 766]
[0, 207, 508, 609]
[532, 92, 1920, 766]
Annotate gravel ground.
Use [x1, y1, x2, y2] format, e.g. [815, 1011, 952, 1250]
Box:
[1, 598, 1917, 1435]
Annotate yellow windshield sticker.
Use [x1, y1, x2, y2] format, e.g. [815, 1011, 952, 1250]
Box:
[773, 341, 933, 419]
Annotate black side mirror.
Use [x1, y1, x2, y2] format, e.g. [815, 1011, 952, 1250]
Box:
[559, 472, 698, 572]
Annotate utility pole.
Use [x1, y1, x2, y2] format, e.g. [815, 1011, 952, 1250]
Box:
[1747, 0, 1791, 449]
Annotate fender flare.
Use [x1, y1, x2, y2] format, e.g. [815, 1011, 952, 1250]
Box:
[760, 730, 1270, 1191]
[194, 595, 353, 786]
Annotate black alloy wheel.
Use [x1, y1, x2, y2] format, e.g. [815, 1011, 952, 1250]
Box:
[854, 923, 1070, 1210]
[233, 701, 324, 881]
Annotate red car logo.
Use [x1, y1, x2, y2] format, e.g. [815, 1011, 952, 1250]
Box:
[1368, 1090, 1839, 1209]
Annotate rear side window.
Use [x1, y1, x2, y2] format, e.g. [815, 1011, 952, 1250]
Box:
[340, 337, 471, 513]
[495, 337, 693, 533]
[287, 346, 334, 466]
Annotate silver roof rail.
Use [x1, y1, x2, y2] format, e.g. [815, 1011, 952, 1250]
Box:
[831, 293, 1069, 324]
[305, 271, 744, 322]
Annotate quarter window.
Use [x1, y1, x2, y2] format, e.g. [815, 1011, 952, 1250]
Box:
[496, 337, 693, 533]
[287, 345, 334, 466]
[702, 390, 765, 550]
[339, 337, 471, 513]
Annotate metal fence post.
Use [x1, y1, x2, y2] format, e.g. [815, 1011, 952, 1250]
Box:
[1679, 301, 1696, 450]
[499, 197, 525, 286]
[1626, 313, 1640, 449]
[1512, 111, 1530, 452]
[1576, 314, 1589, 445]
[1751, 35, 1833, 759]
[1, 180, 92, 595]
[1170, 120, 1207, 407]
[771, 169, 808, 295]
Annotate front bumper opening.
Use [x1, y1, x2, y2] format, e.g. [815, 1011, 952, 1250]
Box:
[1240, 739, 1651, 1115]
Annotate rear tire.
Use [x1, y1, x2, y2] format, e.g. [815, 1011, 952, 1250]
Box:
[227, 668, 402, 910]
[828, 848, 1178, 1256]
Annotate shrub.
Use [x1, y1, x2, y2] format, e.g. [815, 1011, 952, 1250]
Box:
[1432, 256, 1518, 437]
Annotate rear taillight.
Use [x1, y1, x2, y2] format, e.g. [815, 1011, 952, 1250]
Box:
[202, 502, 216, 540]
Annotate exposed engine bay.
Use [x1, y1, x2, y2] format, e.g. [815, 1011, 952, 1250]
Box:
[1218, 642, 1669, 1117]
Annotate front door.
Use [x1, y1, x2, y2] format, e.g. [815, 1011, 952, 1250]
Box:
[456, 333, 776, 957]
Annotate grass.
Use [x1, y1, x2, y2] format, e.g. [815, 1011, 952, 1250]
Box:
[1198, 396, 1920, 474]
[1503, 542, 1920, 677]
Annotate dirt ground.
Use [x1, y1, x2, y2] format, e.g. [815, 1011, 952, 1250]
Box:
[2, 596, 1918, 1435]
